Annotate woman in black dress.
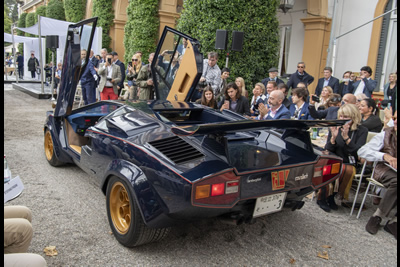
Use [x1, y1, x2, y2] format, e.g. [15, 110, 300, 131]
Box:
[358, 98, 383, 132]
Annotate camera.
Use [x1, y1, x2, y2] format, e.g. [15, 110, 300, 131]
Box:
[107, 77, 112, 81]
[312, 95, 320, 103]
[166, 50, 174, 55]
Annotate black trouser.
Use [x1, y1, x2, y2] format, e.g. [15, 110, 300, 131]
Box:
[18, 66, 23, 78]
[30, 71, 36, 78]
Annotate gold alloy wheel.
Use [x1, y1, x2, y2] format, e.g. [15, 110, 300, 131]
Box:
[109, 181, 131, 234]
[44, 130, 54, 161]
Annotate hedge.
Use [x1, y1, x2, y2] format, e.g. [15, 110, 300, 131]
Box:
[177, 0, 280, 96]
[46, 0, 66, 21]
[92, 0, 114, 51]
[123, 0, 159, 64]
[64, 0, 86, 22]
[35, 5, 46, 23]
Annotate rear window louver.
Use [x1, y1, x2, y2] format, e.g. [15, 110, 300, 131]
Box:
[149, 136, 204, 164]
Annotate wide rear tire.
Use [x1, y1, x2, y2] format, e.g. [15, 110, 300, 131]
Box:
[44, 129, 64, 167]
[106, 175, 170, 247]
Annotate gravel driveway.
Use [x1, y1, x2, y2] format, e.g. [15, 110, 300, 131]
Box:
[4, 84, 397, 266]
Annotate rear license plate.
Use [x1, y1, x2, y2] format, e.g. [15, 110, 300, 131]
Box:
[253, 192, 287, 217]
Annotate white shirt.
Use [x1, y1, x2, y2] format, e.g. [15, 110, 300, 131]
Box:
[104, 65, 113, 87]
[357, 130, 386, 162]
[354, 77, 371, 96]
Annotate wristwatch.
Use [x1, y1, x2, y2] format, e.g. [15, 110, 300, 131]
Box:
[344, 137, 350, 142]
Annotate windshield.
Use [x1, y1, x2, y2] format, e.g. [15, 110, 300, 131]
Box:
[152, 27, 203, 102]
[54, 18, 97, 117]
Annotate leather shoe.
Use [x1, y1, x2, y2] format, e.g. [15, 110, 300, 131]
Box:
[327, 195, 338, 210]
[366, 216, 382, 235]
[384, 221, 397, 239]
[317, 200, 331, 212]
[373, 197, 381, 205]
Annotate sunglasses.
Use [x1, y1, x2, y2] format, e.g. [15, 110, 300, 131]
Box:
[132, 59, 138, 61]
[330, 97, 342, 102]
[297, 66, 305, 68]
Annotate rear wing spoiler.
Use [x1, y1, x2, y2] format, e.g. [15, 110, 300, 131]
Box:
[171, 119, 350, 136]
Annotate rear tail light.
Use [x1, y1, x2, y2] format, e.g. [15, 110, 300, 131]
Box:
[193, 171, 240, 207]
[312, 157, 343, 189]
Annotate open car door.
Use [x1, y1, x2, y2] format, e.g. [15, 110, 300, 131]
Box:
[54, 17, 98, 117]
[151, 26, 203, 102]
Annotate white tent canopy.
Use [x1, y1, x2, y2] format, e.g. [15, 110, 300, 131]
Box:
[16, 16, 102, 56]
[4, 32, 46, 81]
[7, 15, 102, 92]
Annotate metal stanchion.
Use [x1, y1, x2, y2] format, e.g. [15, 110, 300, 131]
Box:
[50, 51, 55, 101]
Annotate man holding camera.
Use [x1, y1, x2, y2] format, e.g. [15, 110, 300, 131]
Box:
[97, 53, 122, 100]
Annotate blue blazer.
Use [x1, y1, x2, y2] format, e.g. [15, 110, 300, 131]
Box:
[289, 102, 314, 120]
[80, 60, 97, 85]
[315, 76, 340, 96]
[259, 104, 291, 120]
[351, 78, 377, 98]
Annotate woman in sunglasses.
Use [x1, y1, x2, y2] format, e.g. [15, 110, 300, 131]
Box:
[316, 104, 368, 212]
[126, 54, 143, 100]
[358, 98, 383, 132]
[314, 86, 333, 111]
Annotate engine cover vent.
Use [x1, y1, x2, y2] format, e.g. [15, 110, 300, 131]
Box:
[149, 136, 204, 164]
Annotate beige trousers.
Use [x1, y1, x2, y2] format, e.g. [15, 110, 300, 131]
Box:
[4, 206, 47, 266]
[4, 206, 33, 254]
[4, 253, 47, 267]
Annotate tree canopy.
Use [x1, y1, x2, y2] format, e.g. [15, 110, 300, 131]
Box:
[92, 0, 114, 51]
[64, 0, 86, 22]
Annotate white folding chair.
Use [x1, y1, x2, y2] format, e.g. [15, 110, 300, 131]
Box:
[350, 160, 378, 217]
[349, 131, 378, 216]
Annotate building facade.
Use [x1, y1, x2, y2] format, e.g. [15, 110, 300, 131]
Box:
[277, 0, 397, 96]
[19, 0, 396, 97]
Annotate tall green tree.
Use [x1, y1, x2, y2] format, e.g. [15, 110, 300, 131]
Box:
[64, 0, 86, 22]
[177, 0, 280, 92]
[35, 6, 47, 23]
[4, 4, 12, 34]
[123, 0, 159, 63]
[92, 0, 114, 51]
[46, 0, 66, 21]
[25, 12, 36, 37]
[17, 12, 28, 54]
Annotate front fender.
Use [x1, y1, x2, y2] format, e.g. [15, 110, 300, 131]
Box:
[101, 159, 175, 228]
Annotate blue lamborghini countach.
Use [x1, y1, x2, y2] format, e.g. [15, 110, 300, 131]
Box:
[44, 18, 347, 247]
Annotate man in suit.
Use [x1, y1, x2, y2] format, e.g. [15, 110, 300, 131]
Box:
[338, 71, 353, 96]
[97, 53, 122, 100]
[277, 83, 291, 109]
[99, 48, 107, 64]
[112, 51, 125, 97]
[289, 87, 314, 120]
[257, 90, 291, 120]
[351, 66, 377, 98]
[89, 49, 99, 68]
[80, 49, 98, 105]
[314, 66, 340, 96]
[261, 67, 284, 89]
[308, 93, 357, 120]
[286, 62, 314, 90]
[265, 81, 278, 100]
[16, 52, 24, 79]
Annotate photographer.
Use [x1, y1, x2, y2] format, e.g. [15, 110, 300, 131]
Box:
[97, 53, 121, 100]
[125, 53, 142, 100]
[193, 52, 221, 102]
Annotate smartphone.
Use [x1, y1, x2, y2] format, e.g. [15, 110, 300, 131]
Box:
[107, 77, 112, 81]
[128, 62, 132, 67]
[312, 95, 320, 103]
